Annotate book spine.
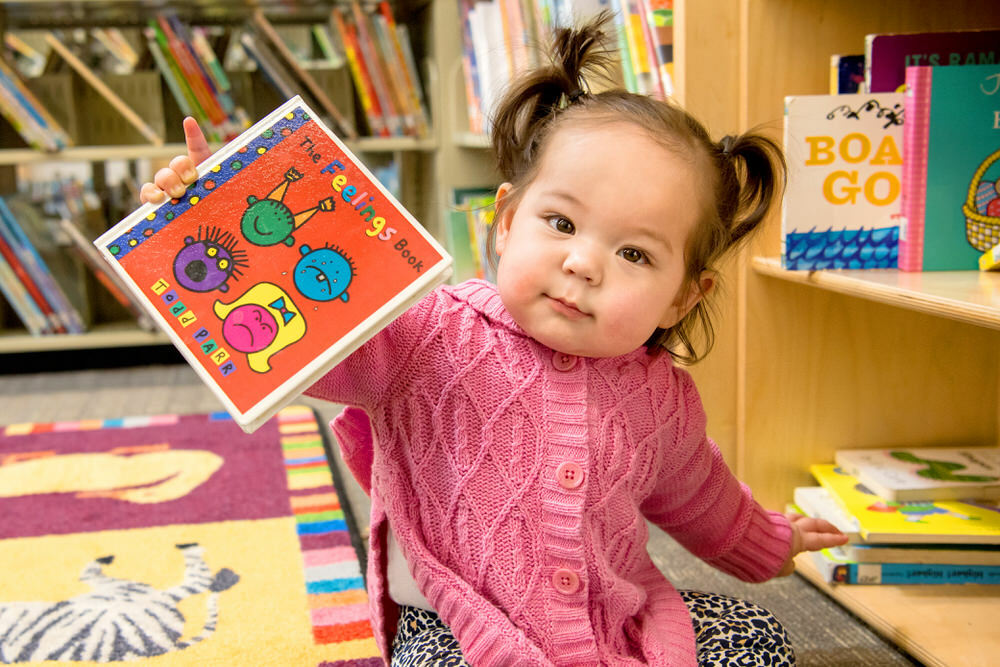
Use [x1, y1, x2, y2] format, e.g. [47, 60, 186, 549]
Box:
[814, 551, 1000, 584]
[0, 55, 71, 148]
[351, 0, 401, 136]
[334, 8, 386, 137]
[899, 66, 932, 272]
[0, 241, 49, 334]
[371, 13, 416, 136]
[145, 27, 195, 118]
[458, 0, 484, 134]
[0, 222, 63, 332]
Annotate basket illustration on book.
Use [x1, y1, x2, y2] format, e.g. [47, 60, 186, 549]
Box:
[964, 147, 1000, 252]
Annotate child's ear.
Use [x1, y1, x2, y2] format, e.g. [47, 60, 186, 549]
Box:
[659, 270, 716, 329]
[493, 182, 514, 257]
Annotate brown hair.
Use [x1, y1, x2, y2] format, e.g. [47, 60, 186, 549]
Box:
[488, 12, 785, 364]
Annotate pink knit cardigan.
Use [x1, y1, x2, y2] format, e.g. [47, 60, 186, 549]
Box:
[306, 280, 792, 666]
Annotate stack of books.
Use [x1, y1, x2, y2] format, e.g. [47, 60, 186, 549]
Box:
[793, 446, 1000, 585]
[780, 27, 1000, 272]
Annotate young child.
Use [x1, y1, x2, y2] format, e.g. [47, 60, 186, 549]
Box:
[143, 16, 846, 667]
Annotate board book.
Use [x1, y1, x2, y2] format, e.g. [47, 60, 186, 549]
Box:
[810, 464, 1000, 545]
[95, 96, 452, 433]
[835, 447, 1000, 502]
[865, 29, 1000, 94]
[782, 92, 903, 269]
[899, 63, 1000, 271]
[808, 545, 1000, 585]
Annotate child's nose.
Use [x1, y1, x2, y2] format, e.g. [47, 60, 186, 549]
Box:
[562, 243, 602, 283]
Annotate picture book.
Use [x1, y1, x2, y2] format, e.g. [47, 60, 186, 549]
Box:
[782, 92, 903, 269]
[835, 447, 1000, 502]
[899, 64, 1000, 271]
[95, 96, 452, 433]
[865, 29, 1000, 93]
[810, 464, 1000, 545]
[794, 486, 1000, 565]
[830, 54, 865, 94]
[808, 545, 1000, 585]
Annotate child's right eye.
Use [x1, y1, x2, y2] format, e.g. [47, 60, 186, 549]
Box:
[547, 216, 575, 234]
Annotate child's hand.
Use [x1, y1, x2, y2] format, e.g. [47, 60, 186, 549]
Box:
[776, 512, 849, 577]
[139, 117, 212, 205]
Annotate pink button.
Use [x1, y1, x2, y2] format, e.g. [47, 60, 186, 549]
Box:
[556, 462, 584, 489]
[551, 568, 580, 594]
[552, 352, 577, 371]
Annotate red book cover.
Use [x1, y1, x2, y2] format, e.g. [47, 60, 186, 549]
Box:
[95, 97, 452, 432]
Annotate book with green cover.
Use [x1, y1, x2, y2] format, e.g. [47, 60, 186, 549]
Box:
[810, 464, 1000, 545]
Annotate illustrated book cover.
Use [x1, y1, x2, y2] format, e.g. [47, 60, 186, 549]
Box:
[830, 54, 865, 94]
[95, 96, 452, 433]
[834, 447, 1000, 502]
[782, 92, 903, 269]
[865, 29, 1000, 93]
[808, 545, 1000, 585]
[899, 63, 1000, 271]
[809, 464, 1000, 545]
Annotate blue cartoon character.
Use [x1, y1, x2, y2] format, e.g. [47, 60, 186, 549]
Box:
[294, 244, 355, 302]
[213, 282, 306, 373]
[172, 226, 248, 293]
[241, 167, 335, 247]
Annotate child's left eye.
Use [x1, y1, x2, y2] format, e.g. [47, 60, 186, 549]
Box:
[619, 247, 648, 264]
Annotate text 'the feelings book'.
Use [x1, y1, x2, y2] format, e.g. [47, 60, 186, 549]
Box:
[96, 97, 452, 432]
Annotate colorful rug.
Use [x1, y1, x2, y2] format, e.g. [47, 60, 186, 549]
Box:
[0, 405, 382, 666]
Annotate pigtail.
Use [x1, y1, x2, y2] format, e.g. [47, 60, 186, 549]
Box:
[490, 12, 615, 183]
[714, 132, 786, 251]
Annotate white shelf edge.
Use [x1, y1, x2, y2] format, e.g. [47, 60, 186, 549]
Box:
[751, 256, 1000, 331]
[0, 322, 170, 353]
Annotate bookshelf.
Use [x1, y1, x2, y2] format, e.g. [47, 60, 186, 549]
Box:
[669, 0, 1000, 664]
[0, 0, 468, 356]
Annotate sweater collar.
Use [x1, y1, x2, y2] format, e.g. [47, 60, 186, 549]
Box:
[448, 279, 525, 336]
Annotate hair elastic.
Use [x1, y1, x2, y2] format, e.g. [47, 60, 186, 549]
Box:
[720, 135, 736, 155]
[567, 88, 586, 103]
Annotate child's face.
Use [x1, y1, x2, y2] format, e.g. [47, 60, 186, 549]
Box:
[494, 121, 712, 358]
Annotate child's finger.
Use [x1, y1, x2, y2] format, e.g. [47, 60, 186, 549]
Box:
[139, 181, 166, 205]
[183, 116, 212, 165]
[168, 155, 199, 185]
[153, 167, 189, 199]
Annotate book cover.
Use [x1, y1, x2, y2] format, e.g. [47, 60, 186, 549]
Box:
[835, 447, 1000, 502]
[899, 63, 1000, 272]
[981, 243, 1000, 271]
[810, 464, 1000, 545]
[95, 96, 452, 433]
[795, 486, 1000, 565]
[830, 54, 865, 94]
[808, 545, 1000, 584]
[865, 29, 1000, 93]
[782, 92, 904, 269]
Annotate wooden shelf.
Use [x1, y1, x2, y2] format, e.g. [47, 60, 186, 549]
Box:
[794, 554, 1000, 667]
[751, 257, 1000, 331]
[0, 137, 438, 165]
[452, 132, 490, 149]
[0, 321, 169, 353]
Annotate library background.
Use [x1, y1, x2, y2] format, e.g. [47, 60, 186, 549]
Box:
[2, 1, 1000, 665]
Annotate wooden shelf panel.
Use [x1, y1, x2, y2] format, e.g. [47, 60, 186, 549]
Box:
[752, 257, 1000, 331]
[794, 554, 1000, 667]
[0, 322, 169, 353]
[0, 137, 438, 165]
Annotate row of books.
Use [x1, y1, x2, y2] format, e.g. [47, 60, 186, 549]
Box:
[0, 4, 430, 149]
[0, 179, 157, 337]
[781, 27, 1000, 273]
[792, 446, 1000, 585]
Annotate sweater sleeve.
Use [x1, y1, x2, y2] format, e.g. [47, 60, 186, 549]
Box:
[303, 287, 446, 410]
[639, 369, 793, 583]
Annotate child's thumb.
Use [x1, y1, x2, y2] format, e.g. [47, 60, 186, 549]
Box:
[182, 117, 212, 166]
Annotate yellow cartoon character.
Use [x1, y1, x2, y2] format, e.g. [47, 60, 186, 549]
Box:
[213, 282, 306, 373]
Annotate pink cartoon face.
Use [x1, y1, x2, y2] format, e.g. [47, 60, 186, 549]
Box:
[221, 304, 277, 353]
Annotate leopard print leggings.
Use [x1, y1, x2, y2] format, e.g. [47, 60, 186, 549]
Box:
[391, 590, 796, 666]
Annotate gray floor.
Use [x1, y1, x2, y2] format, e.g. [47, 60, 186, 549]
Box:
[0, 363, 919, 666]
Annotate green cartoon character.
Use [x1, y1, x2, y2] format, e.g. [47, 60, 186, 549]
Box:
[241, 167, 335, 247]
